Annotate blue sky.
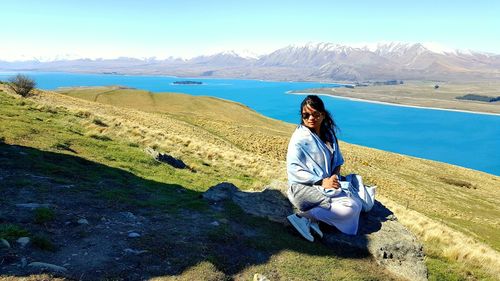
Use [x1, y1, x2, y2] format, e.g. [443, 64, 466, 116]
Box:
[1, 0, 499, 60]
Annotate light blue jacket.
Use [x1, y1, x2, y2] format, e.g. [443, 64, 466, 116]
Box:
[286, 125, 344, 186]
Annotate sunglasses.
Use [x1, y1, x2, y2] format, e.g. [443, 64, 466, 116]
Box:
[302, 111, 322, 119]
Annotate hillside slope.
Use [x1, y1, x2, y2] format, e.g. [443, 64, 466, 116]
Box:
[1, 85, 499, 280]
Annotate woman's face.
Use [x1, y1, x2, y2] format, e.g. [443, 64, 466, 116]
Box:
[301, 104, 324, 133]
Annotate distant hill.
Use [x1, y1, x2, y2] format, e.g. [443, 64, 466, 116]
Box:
[1, 42, 499, 81]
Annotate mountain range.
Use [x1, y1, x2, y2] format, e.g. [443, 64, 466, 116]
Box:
[2, 42, 499, 82]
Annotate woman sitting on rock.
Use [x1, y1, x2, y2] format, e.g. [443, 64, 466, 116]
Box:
[286, 95, 362, 242]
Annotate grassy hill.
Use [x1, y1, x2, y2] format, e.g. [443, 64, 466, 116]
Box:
[1, 85, 499, 280]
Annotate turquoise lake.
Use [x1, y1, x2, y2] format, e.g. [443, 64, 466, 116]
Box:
[1, 72, 499, 176]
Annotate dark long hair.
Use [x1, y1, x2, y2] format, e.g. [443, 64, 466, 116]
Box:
[300, 95, 339, 142]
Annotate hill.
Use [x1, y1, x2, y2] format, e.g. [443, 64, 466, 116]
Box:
[1, 85, 499, 280]
[1, 42, 500, 82]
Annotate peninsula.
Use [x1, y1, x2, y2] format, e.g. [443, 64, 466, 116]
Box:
[291, 80, 500, 115]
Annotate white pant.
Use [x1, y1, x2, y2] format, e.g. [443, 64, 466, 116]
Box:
[306, 193, 362, 235]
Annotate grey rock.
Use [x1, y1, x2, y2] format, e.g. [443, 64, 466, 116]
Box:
[202, 182, 238, 202]
[204, 182, 293, 224]
[203, 181, 427, 281]
[28, 262, 68, 273]
[323, 201, 427, 281]
[128, 232, 141, 238]
[0, 238, 10, 248]
[17, 237, 30, 248]
[77, 218, 89, 225]
[16, 203, 50, 209]
[121, 211, 137, 221]
[145, 147, 187, 169]
[210, 221, 220, 226]
[21, 257, 28, 267]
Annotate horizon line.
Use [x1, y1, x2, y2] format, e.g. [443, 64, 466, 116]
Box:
[1, 41, 498, 62]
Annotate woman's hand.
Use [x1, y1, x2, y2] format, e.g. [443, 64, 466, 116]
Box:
[322, 175, 340, 189]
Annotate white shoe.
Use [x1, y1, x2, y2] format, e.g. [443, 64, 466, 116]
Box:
[309, 220, 323, 238]
[287, 214, 314, 242]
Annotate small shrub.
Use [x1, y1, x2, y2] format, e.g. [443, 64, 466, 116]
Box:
[8, 74, 36, 97]
[34, 207, 55, 224]
[32, 234, 55, 251]
[0, 224, 30, 241]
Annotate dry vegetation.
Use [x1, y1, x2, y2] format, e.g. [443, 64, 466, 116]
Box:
[2, 84, 499, 279]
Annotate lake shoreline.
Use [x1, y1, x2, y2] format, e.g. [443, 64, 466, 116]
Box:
[288, 91, 500, 117]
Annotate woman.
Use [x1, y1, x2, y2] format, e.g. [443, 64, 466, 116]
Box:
[286, 95, 361, 242]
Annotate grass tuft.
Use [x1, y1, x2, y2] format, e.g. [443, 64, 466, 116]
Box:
[93, 117, 108, 127]
[52, 140, 77, 153]
[34, 207, 56, 224]
[89, 134, 112, 141]
[0, 224, 30, 241]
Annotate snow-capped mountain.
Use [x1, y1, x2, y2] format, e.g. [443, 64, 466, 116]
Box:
[1, 42, 499, 81]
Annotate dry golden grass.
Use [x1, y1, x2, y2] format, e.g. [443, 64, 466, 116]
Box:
[4, 85, 498, 278]
[382, 195, 500, 278]
[0, 275, 65, 281]
[150, 261, 227, 281]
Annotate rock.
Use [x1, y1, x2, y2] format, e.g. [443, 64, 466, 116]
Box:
[253, 273, 270, 281]
[28, 262, 68, 273]
[0, 238, 10, 248]
[203, 181, 427, 281]
[21, 257, 27, 267]
[16, 203, 50, 209]
[121, 211, 137, 221]
[203, 182, 293, 223]
[202, 182, 238, 202]
[77, 218, 89, 225]
[145, 147, 187, 169]
[17, 237, 30, 248]
[210, 221, 220, 226]
[128, 232, 141, 238]
[323, 200, 427, 281]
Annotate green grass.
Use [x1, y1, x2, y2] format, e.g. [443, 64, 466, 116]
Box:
[0, 224, 30, 241]
[34, 207, 55, 224]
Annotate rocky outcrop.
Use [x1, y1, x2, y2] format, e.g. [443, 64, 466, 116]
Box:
[203, 182, 293, 224]
[145, 147, 188, 169]
[203, 182, 427, 281]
